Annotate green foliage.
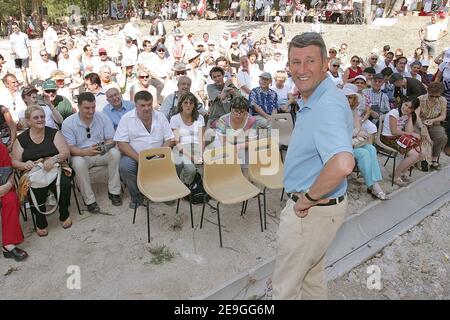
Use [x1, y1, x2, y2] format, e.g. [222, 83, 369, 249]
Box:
[148, 244, 176, 265]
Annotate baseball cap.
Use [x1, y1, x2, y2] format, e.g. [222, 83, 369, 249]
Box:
[259, 72, 272, 80]
[98, 48, 107, 54]
[42, 80, 58, 91]
[354, 75, 367, 82]
[389, 73, 404, 83]
[363, 67, 376, 74]
[21, 85, 38, 98]
[156, 44, 166, 51]
[372, 73, 384, 80]
[231, 31, 238, 37]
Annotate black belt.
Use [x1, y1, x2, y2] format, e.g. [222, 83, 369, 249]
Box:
[424, 39, 437, 42]
[287, 193, 345, 207]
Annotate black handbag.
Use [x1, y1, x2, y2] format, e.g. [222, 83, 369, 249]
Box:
[0, 166, 13, 186]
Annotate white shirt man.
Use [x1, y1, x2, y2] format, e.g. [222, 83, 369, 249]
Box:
[121, 39, 138, 68]
[93, 49, 119, 76]
[42, 21, 59, 57]
[264, 50, 286, 78]
[58, 47, 80, 77]
[34, 51, 58, 81]
[10, 27, 30, 60]
[0, 74, 27, 122]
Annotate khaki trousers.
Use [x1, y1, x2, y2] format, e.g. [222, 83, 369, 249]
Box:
[71, 148, 121, 205]
[272, 197, 347, 300]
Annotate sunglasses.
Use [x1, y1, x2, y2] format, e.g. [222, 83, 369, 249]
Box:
[158, 49, 165, 52]
[41, 54, 47, 57]
[329, 50, 337, 53]
[352, 60, 359, 63]
[44, 90, 57, 94]
[139, 75, 149, 79]
[99, 52, 107, 56]
[86, 127, 91, 139]
[332, 64, 340, 67]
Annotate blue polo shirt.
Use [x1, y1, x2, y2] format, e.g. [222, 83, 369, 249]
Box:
[103, 100, 135, 129]
[284, 77, 353, 198]
[62, 112, 115, 149]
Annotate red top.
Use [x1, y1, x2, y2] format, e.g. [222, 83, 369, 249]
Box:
[348, 67, 363, 80]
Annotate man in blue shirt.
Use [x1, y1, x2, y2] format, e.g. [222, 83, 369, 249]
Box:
[272, 33, 355, 300]
[248, 72, 278, 128]
[103, 88, 135, 129]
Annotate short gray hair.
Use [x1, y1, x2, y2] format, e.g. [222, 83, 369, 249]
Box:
[288, 32, 327, 61]
[410, 61, 422, 68]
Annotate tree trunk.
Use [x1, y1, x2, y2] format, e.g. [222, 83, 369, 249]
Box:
[19, 0, 25, 28]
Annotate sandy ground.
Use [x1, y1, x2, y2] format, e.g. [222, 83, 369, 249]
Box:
[0, 17, 449, 299]
[329, 202, 450, 300]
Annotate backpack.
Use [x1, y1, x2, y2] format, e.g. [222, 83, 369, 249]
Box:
[184, 172, 209, 205]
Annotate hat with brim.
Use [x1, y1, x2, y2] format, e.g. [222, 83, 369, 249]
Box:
[51, 70, 67, 80]
[389, 73, 404, 84]
[22, 85, 38, 97]
[443, 49, 450, 62]
[42, 79, 58, 91]
[259, 72, 272, 80]
[354, 75, 367, 83]
[341, 83, 358, 96]
[372, 73, 384, 80]
[172, 62, 187, 72]
[186, 51, 201, 62]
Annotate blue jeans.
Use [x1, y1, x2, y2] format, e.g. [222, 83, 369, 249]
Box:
[353, 144, 382, 188]
[119, 156, 142, 203]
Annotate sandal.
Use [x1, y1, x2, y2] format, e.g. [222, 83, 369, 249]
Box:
[62, 218, 72, 229]
[372, 190, 389, 200]
[393, 177, 408, 187]
[36, 228, 48, 237]
[430, 161, 441, 170]
[3, 246, 29, 262]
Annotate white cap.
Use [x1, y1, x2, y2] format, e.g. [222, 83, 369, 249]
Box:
[420, 60, 430, 67]
[354, 75, 367, 82]
[341, 83, 358, 96]
[444, 48, 450, 62]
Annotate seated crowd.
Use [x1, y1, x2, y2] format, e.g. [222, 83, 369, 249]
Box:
[0, 18, 449, 262]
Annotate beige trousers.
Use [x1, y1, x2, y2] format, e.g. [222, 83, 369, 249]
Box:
[272, 197, 347, 300]
[71, 148, 121, 205]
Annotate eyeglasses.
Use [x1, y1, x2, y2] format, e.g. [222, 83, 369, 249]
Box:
[332, 64, 340, 67]
[86, 127, 91, 139]
[429, 95, 441, 98]
[329, 50, 337, 53]
[352, 60, 359, 63]
[44, 90, 57, 94]
[31, 115, 45, 120]
[232, 109, 245, 115]
[139, 75, 149, 79]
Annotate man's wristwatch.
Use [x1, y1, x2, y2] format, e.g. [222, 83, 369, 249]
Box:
[305, 192, 319, 202]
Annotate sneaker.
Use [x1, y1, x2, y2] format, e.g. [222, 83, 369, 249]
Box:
[420, 160, 429, 172]
[108, 193, 122, 206]
[87, 202, 100, 214]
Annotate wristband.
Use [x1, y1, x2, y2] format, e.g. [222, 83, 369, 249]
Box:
[305, 192, 319, 202]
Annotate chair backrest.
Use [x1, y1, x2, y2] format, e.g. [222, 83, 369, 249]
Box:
[270, 113, 293, 146]
[137, 147, 178, 187]
[202, 146, 245, 191]
[248, 138, 284, 180]
[375, 114, 399, 154]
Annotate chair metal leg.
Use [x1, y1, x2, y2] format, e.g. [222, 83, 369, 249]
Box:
[280, 188, 285, 202]
[384, 152, 391, 167]
[200, 196, 207, 229]
[176, 198, 181, 214]
[20, 204, 27, 221]
[132, 200, 138, 224]
[217, 203, 223, 248]
[263, 188, 267, 230]
[391, 156, 396, 186]
[243, 200, 248, 215]
[189, 198, 194, 228]
[72, 183, 82, 215]
[240, 201, 246, 216]
[147, 202, 150, 243]
[257, 194, 264, 232]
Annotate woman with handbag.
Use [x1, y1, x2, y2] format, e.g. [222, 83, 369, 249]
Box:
[381, 98, 423, 187]
[343, 84, 387, 200]
[1, 143, 28, 261]
[11, 105, 72, 237]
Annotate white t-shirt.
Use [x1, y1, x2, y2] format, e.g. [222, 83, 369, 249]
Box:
[10, 32, 30, 59]
[169, 113, 205, 145]
[327, 70, 344, 88]
[382, 109, 409, 137]
[236, 70, 252, 99]
[43, 27, 59, 55]
[438, 62, 450, 81]
[121, 44, 138, 67]
[58, 56, 80, 76]
[34, 59, 58, 81]
[270, 84, 291, 107]
[424, 22, 444, 41]
[0, 90, 27, 122]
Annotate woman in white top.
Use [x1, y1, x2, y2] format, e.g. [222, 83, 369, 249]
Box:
[170, 92, 205, 184]
[327, 58, 344, 88]
[380, 98, 423, 186]
[270, 70, 294, 112]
